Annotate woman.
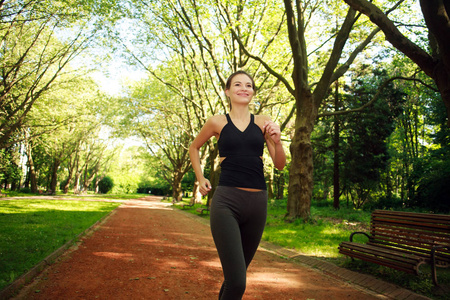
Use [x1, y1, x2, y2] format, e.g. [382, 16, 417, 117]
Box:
[189, 70, 286, 299]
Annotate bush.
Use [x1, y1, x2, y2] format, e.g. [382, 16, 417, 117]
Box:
[363, 195, 404, 211]
[98, 176, 114, 194]
[413, 170, 450, 213]
[18, 187, 31, 193]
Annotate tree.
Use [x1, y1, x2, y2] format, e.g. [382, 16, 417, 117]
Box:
[0, 0, 97, 149]
[233, 1, 384, 219]
[344, 0, 450, 126]
[340, 68, 405, 208]
[98, 175, 114, 194]
[118, 0, 415, 220]
[111, 72, 194, 201]
[411, 96, 450, 213]
[116, 0, 292, 202]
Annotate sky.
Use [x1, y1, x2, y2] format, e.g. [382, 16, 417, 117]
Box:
[91, 59, 147, 96]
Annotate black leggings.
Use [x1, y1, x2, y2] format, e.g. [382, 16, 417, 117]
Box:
[210, 186, 268, 300]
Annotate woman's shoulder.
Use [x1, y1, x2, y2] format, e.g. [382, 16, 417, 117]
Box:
[207, 114, 227, 125]
[204, 114, 228, 133]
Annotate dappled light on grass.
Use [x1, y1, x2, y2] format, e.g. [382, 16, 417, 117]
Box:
[263, 200, 371, 259]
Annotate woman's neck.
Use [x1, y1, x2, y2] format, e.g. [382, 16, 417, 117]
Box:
[229, 107, 250, 120]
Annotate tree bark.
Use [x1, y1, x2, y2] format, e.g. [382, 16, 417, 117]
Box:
[49, 158, 60, 194]
[287, 89, 316, 221]
[25, 140, 38, 193]
[267, 168, 274, 200]
[333, 81, 340, 210]
[171, 169, 184, 202]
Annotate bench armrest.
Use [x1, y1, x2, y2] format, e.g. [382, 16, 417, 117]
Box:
[349, 231, 370, 242]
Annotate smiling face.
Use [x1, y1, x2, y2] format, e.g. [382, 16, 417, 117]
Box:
[225, 73, 255, 106]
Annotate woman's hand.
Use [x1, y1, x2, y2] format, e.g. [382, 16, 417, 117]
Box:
[263, 120, 282, 144]
[198, 178, 212, 196]
[262, 118, 286, 170]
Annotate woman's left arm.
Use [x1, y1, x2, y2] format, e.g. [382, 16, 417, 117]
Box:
[263, 118, 286, 170]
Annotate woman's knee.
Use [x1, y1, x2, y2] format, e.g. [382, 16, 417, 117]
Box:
[222, 279, 246, 299]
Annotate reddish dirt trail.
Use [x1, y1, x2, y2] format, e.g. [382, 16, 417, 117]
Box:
[15, 196, 383, 300]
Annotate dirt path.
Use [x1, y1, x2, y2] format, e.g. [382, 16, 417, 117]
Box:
[14, 196, 384, 300]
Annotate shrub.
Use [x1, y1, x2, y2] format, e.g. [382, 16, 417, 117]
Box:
[19, 187, 32, 194]
[98, 176, 114, 194]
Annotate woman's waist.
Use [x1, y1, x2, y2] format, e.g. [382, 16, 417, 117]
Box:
[219, 155, 263, 165]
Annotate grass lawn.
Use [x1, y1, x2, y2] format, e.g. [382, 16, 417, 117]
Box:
[0, 198, 121, 290]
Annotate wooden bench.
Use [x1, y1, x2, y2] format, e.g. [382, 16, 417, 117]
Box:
[179, 198, 195, 210]
[338, 210, 450, 286]
[196, 206, 209, 215]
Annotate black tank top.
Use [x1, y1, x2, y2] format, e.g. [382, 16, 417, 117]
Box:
[217, 114, 266, 190]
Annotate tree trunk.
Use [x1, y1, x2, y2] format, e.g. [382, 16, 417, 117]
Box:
[82, 170, 97, 192]
[73, 160, 81, 194]
[93, 175, 103, 193]
[276, 169, 285, 200]
[267, 167, 274, 200]
[49, 158, 60, 194]
[333, 81, 340, 209]
[63, 171, 73, 193]
[171, 169, 184, 202]
[287, 90, 316, 221]
[206, 143, 219, 206]
[26, 142, 38, 193]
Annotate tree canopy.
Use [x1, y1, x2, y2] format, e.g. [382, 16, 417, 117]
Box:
[1, 0, 449, 215]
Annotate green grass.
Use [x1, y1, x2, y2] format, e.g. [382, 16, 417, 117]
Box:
[173, 198, 211, 218]
[263, 199, 371, 257]
[0, 199, 121, 290]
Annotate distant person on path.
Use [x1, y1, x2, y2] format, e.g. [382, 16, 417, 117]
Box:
[189, 70, 286, 299]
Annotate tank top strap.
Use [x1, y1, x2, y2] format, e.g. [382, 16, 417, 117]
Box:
[225, 113, 232, 123]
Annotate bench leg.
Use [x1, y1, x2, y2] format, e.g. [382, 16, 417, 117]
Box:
[430, 245, 448, 286]
[431, 249, 438, 286]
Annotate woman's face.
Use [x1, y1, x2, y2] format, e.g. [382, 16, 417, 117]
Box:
[225, 74, 254, 105]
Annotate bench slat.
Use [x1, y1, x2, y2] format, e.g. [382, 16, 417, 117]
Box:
[339, 246, 419, 274]
[369, 210, 450, 263]
[373, 210, 450, 222]
[339, 242, 423, 264]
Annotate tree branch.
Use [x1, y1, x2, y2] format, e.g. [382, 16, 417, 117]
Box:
[344, 0, 436, 78]
[318, 75, 437, 117]
[419, 0, 450, 70]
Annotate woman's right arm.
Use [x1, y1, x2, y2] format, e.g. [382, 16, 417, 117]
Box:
[189, 117, 218, 196]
